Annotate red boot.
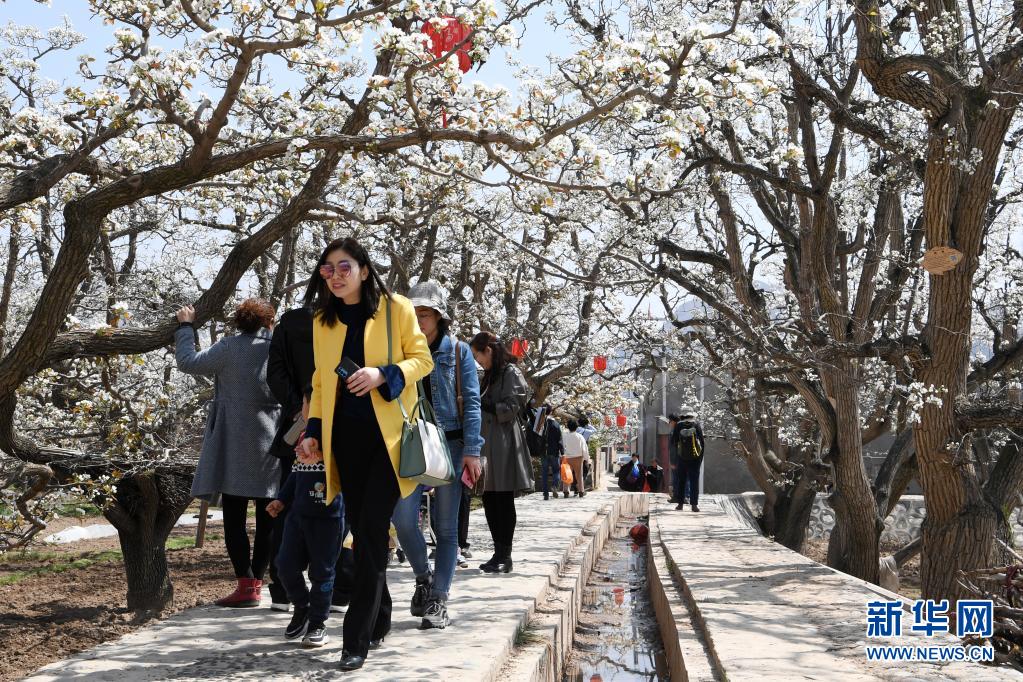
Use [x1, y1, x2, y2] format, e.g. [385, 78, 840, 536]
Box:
[215, 578, 262, 607]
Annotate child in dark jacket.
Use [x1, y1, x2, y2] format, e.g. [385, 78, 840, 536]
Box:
[266, 395, 342, 648]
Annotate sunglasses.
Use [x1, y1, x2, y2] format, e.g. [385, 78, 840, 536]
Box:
[319, 261, 354, 280]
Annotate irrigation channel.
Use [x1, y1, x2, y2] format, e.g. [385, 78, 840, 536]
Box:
[563, 513, 669, 681]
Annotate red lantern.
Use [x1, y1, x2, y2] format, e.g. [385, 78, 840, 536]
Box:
[421, 16, 473, 73]
[510, 338, 529, 359]
[593, 355, 607, 373]
[616, 414, 627, 428]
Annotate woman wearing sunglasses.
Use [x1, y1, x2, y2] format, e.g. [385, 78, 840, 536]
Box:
[296, 237, 433, 672]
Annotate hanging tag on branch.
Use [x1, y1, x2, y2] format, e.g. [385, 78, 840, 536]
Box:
[921, 246, 963, 275]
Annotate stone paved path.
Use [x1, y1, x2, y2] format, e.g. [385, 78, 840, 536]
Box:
[653, 495, 1022, 681]
[27, 491, 614, 682]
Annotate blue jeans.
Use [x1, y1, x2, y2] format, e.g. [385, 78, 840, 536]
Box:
[392, 438, 465, 601]
[541, 455, 560, 495]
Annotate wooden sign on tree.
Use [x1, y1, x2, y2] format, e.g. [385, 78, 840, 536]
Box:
[921, 246, 964, 275]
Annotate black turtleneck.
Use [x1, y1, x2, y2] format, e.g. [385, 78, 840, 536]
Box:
[336, 298, 374, 421]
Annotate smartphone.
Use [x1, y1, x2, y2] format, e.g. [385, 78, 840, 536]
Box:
[335, 356, 361, 381]
[283, 413, 307, 446]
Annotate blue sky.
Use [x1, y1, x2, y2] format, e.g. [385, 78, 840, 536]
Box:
[0, 1, 573, 99]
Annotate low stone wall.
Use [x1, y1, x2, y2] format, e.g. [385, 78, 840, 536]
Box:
[737, 493, 1023, 546]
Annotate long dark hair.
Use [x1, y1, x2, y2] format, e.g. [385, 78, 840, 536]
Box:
[470, 331, 516, 389]
[307, 237, 391, 326]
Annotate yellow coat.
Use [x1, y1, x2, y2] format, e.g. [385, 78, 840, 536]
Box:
[308, 294, 434, 504]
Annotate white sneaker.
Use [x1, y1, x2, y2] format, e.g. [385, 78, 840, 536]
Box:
[456, 552, 469, 568]
[270, 602, 291, 612]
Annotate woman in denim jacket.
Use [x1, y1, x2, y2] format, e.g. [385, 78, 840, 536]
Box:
[392, 280, 483, 630]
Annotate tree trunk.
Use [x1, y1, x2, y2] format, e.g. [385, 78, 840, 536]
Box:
[824, 366, 881, 583]
[118, 523, 175, 612]
[104, 470, 193, 613]
[761, 466, 819, 552]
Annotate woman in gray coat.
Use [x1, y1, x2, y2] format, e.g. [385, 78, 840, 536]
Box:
[469, 332, 534, 574]
[175, 299, 281, 608]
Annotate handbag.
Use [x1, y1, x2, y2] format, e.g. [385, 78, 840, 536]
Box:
[386, 298, 455, 487]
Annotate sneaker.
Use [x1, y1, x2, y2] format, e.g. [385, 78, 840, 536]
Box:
[456, 552, 469, 568]
[543, 493, 549, 500]
[675, 503, 685, 511]
[411, 572, 433, 617]
[420, 599, 450, 629]
[551, 491, 559, 498]
[285, 605, 309, 641]
[691, 504, 700, 513]
[461, 548, 472, 559]
[271, 601, 291, 612]
[330, 595, 349, 613]
[302, 624, 329, 647]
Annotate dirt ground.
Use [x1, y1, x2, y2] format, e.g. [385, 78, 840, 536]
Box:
[800, 537, 922, 600]
[0, 519, 236, 682]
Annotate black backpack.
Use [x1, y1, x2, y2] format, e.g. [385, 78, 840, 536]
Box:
[676, 423, 702, 459]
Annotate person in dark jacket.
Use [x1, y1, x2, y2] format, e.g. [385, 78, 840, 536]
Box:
[671, 407, 706, 512]
[266, 398, 343, 648]
[471, 332, 534, 573]
[266, 278, 354, 612]
[617, 454, 646, 492]
[541, 411, 564, 500]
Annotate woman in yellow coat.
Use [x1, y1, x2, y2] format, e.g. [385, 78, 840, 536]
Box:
[297, 237, 433, 671]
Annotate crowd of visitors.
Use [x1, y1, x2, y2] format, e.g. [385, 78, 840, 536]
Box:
[174, 236, 625, 672]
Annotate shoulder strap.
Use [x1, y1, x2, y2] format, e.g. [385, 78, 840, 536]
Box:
[386, 297, 392, 365]
[453, 336, 464, 421]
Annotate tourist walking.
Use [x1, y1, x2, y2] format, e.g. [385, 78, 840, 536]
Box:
[392, 280, 483, 629]
[577, 416, 596, 443]
[562, 419, 587, 497]
[297, 237, 434, 671]
[671, 407, 706, 512]
[470, 332, 534, 573]
[266, 287, 354, 613]
[541, 411, 564, 500]
[266, 391, 342, 648]
[175, 299, 281, 608]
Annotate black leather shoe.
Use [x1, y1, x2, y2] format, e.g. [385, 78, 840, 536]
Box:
[338, 652, 366, 671]
[369, 637, 384, 650]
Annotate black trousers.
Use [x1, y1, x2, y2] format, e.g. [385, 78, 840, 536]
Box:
[334, 415, 400, 658]
[458, 485, 471, 550]
[678, 458, 703, 506]
[221, 493, 274, 579]
[481, 490, 516, 548]
[269, 460, 355, 604]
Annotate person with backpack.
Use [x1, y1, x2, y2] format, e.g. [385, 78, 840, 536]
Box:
[391, 280, 483, 630]
[671, 407, 706, 511]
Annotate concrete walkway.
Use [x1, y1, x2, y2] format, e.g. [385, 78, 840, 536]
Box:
[26, 488, 1023, 681]
[27, 490, 617, 682]
[651, 494, 1022, 681]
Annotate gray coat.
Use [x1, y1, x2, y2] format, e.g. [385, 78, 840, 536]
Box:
[175, 325, 281, 502]
[480, 364, 534, 493]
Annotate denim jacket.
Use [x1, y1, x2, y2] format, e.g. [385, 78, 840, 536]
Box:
[429, 335, 484, 457]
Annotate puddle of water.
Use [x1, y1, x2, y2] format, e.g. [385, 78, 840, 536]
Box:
[564, 515, 669, 681]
